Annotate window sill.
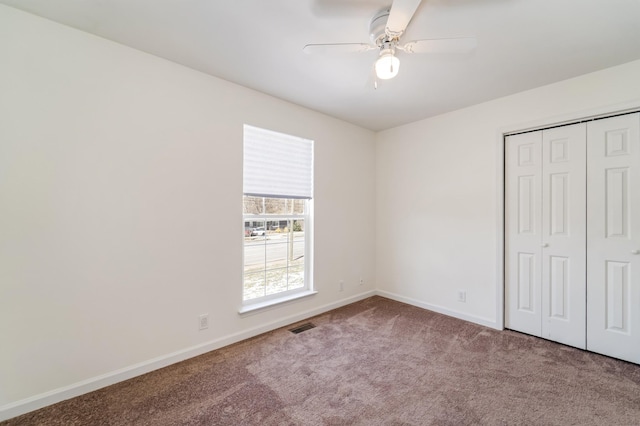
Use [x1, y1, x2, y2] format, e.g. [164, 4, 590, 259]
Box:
[238, 290, 318, 315]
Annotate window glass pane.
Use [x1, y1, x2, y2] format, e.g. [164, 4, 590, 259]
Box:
[243, 195, 264, 214]
[265, 267, 289, 296]
[265, 197, 287, 215]
[266, 220, 282, 232]
[243, 271, 266, 300]
[290, 237, 305, 262]
[247, 220, 266, 240]
[244, 243, 264, 272]
[265, 240, 288, 270]
[244, 237, 265, 248]
[293, 199, 305, 215]
[288, 263, 305, 290]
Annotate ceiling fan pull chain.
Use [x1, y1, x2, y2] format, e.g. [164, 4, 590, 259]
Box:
[390, 49, 395, 73]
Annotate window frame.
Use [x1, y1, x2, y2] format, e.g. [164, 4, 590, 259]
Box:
[240, 125, 315, 312]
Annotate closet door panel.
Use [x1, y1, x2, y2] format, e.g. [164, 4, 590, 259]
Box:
[541, 124, 586, 349]
[587, 113, 640, 364]
[506, 132, 543, 336]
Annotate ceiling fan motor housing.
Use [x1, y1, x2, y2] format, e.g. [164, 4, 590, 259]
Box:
[369, 9, 391, 46]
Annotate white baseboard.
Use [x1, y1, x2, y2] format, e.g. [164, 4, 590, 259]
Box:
[0, 290, 376, 422]
[375, 290, 500, 330]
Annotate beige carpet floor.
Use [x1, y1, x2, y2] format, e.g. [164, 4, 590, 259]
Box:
[4, 296, 640, 425]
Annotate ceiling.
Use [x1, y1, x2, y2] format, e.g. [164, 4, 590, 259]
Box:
[3, 0, 640, 131]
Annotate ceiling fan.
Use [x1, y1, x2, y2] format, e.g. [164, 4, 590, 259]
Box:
[303, 0, 477, 84]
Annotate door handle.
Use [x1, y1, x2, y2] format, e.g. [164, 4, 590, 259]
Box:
[542, 243, 549, 248]
[632, 250, 640, 255]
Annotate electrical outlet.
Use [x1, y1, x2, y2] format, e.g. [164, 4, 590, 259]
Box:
[359, 277, 364, 286]
[339, 280, 344, 292]
[457, 290, 466, 303]
[198, 314, 209, 330]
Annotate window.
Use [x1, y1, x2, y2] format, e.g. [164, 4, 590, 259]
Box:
[242, 125, 313, 306]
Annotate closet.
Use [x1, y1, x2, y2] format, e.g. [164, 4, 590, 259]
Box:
[505, 112, 640, 364]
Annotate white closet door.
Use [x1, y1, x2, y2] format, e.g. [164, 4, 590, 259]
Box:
[541, 124, 586, 349]
[506, 124, 586, 347]
[506, 131, 543, 336]
[587, 113, 640, 364]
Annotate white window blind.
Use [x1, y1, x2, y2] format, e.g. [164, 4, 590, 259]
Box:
[243, 125, 313, 199]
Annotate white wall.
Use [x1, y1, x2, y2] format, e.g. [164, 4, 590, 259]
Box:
[376, 59, 640, 327]
[0, 5, 376, 417]
[4, 2, 640, 421]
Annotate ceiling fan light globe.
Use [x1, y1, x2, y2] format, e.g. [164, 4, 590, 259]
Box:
[375, 54, 400, 80]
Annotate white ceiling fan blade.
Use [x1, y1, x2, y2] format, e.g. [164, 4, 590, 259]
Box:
[401, 37, 478, 54]
[385, 0, 423, 39]
[303, 43, 375, 55]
